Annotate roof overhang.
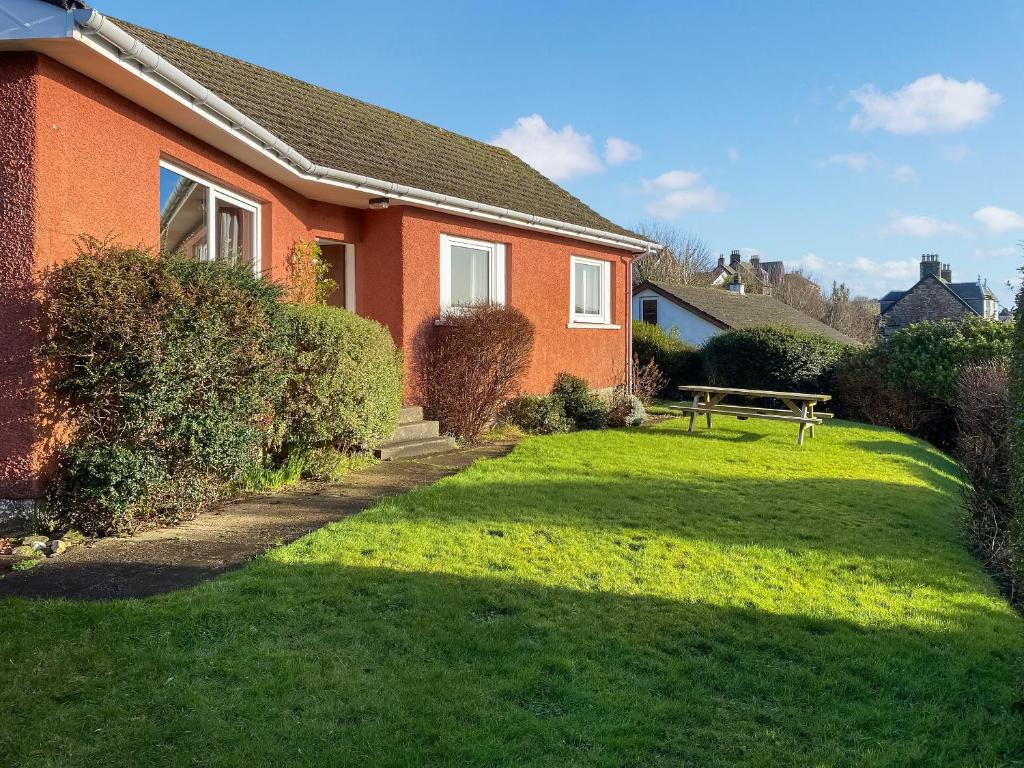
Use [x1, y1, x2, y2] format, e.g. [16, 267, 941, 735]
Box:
[0, 0, 659, 253]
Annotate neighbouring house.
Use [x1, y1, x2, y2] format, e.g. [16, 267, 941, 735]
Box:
[632, 280, 858, 346]
[0, 0, 657, 508]
[999, 307, 1015, 323]
[879, 255, 1000, 335]
[708, 250, 785, 293]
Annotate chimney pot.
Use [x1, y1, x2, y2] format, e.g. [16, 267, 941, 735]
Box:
[729, 249, 741, 267]
[717, 254, 725, 268]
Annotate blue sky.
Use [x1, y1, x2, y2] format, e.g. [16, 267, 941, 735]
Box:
[99, 0, 1024, 306]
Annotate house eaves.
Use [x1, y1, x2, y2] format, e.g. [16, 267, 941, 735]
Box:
[3, 1, 660, 254]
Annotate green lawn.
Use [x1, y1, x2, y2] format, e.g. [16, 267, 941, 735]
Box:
[2, 419, 1022, 766]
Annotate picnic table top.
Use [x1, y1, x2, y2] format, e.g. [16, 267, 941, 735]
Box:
[677, 384, 832, 402]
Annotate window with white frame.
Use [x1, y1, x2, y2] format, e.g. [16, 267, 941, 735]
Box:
[159, 161, 260, 272]
[570, 256, 612, 325]
[440, 234, 506, 310]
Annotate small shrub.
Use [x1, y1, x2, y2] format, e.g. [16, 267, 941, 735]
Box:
[42, 241, 287, 535]
[832, 346, 934, 434]
[277, 304, 403, 453]
[632, 322, 701, 393]
[286, 240, 337, 305]
[609, 390, 646, 427]
[1012, 279, 1024, 601]
[631, 355, 666, 405]
[552, 372, 608, 430]
[703, 326, 848, 393]
[419, 304, 535, 442]
[505, 395, 572, 435]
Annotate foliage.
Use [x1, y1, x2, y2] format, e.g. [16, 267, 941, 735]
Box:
[773, 270, 879, 343]
[42, 241, 287, 534]
[286, 240, 337, 305]
[632, 321, 702, 394]
[702, 326, 848, 393]
[277, 304, 403, 453]
[955, 360, 1018, 600]
[419, 304, 535, 442]
[503, 394, 573, 435]
[608, 389, 646, 427]
[2, 421, 1021, 766]
[1012, 274, 1024, 601]
[551, 372, 608, 430]
[630, 355, 666, 405]
[883, 317, 1013, 403]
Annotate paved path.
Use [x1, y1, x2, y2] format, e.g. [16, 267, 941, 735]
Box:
[0, 444, 513, 601]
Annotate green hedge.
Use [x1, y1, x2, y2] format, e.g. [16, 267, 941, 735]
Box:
[277, 304, 403, 452]
[44, 243, 287, 534]
[703, 326, 849, 393]
[1012, 293, 1024, 598]
[632, 322, 702, 394]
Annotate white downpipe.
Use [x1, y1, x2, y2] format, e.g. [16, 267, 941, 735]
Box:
[73, 9, 660, 255]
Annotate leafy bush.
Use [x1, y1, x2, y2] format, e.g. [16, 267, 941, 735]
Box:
[42, 241, 287, 534]
[955, 360, 1018, 600]
[552, 372, 608, 430]
[703, 326, 849, 393]
[286, 240, 337, 305]
[609, 390, 646, 427]
[632, 322, 701, 394]
[277, 304, 402, 453]
[1012, 285, 1024, 601]
[883, 318, 1013, 403]
[419, 304, 535, 442]
[832, 346, 935, 434]
[504, 395, 572, 435]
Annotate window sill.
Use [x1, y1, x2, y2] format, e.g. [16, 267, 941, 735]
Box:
[567, 321, 621, 330]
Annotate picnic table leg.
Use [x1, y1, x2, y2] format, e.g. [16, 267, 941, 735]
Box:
[706, 394, 713, 429]
[688, 394, 699, 433]
[797, 402, 808, 446]
[808, 403, 815, 438]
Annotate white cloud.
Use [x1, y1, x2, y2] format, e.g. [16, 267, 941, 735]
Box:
[640, 169, 726, 217]
[973, 205, 1024, 234]
[604, 137, 641, 166]
[890, 164, 917, 183]
[793, 253, 920, 297]
[817, 152, 873, 172]
[727, 147, 741, 162]
[848, 74, 1002, 134]
[490, 114, 602, 180]
[885, 213, 964, 238]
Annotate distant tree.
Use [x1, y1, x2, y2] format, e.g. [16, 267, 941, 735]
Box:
[774, 269, 878, 343]
[632, 221, 715, 286]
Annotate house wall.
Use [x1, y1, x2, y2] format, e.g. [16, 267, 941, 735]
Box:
[0, 51, 635, 500]
[400, 207, 631, 399]
[879, 276, 975, 335]
[632, 289, 723, 346]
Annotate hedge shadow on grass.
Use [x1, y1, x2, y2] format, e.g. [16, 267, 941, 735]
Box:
[0, 564, 1019, 767]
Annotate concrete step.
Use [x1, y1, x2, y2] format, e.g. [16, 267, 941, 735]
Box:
[374, 436, 458, 461]
[399, 406, 424, 425]
[390, 420, 440, 442]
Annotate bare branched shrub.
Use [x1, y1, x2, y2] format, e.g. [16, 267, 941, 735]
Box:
[955, 359, 1018, 600]
[773, 270, 879, 343]
[418, 304, 535, 443]
[631, 355, 666, 405]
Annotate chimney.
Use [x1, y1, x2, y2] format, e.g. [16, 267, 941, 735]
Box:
[717, 254, 726, 268]
[920, 253, 942, 280]
[940, 263, 952, 282]
[729, 249, 741, 268]
[750, 254, 760, 269]
[727, 274, 745, 295]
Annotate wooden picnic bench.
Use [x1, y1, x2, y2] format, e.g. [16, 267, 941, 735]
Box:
[672, 385, 833, 445]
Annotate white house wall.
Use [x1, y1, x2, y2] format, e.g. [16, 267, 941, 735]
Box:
[632, 289, 723, 347]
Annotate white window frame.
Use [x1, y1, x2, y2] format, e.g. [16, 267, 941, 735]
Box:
[159, 160, 262, 274]
[569, 255, 615, 327]
[439, 234, 506, 311]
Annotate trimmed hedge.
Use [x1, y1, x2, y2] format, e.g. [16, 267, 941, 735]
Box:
[703, 326, 848, 393]
[43, 243, 287, 534]
[1012, 289, 1024, 599]
[632, 322, 702, 393]
[278, 304, 403, 453]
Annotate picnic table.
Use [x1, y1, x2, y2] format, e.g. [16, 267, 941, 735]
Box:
[672, 385, 833, 445]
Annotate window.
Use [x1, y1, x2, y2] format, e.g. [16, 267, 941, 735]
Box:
[440, 235, 505, 310]
[641, 298, 658, 325]
[159, 161, 260, 272]
[570, 256, 612, 325]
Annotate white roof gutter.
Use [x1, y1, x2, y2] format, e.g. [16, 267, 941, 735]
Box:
[72, 9, 658, 254]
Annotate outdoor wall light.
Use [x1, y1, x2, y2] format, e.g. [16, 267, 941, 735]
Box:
[368, 197, 390, 209]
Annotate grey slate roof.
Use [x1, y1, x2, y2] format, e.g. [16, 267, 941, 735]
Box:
[638, 281, 859, 344]
[90, 14, 634, 238]
[879, 278, 995, 317]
